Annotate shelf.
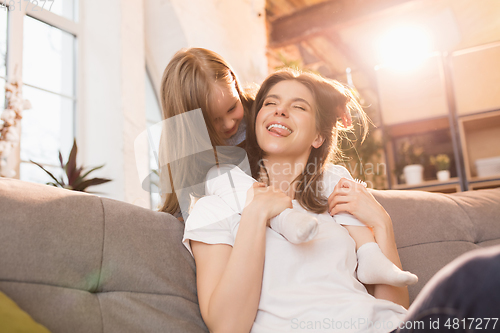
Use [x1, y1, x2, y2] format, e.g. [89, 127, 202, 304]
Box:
[468, 175, 500, 183]
[451, 43, 500, 116]
[377, 42, 500, 194]
[469, 179, 500, 191]
[458, 110, 500, 180]
[376, 54, 449, 125]
[386, 122, 458, 189]
[386, 116, 450, 138]
[392, 177, 460, 193]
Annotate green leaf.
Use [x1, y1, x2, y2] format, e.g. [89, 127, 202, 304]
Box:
[80, 164, 105, 180]
[71, 165, 105, 189]
[84, 191, 107, 195]
[73, 177, 112, 192]
[66, 139, 78, 185]
[30, 160, 64, 187]
[58, 151, 64, 169]
[69, 166, 83, 187]
[70, 175, 85, 189]
[37, 138, 113, 192]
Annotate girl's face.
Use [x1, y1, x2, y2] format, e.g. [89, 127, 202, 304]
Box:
[255, 80, 324, 159]
[209, 82, 245, 141]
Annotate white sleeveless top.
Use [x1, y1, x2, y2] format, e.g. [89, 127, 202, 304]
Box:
[183, 164, 407, 332]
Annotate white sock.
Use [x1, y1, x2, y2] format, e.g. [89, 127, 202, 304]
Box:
[356, 242, 418, 287]
[270, 208, 319, 244]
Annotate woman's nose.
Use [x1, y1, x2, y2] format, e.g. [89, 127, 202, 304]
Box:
[275, 106, 288, 117]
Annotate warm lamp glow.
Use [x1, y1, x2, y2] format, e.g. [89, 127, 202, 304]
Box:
[377, 26, 433, 70]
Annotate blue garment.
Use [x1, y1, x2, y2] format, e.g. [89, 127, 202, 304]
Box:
[225, 118, 247, 146]
[395, 245, 500, 332]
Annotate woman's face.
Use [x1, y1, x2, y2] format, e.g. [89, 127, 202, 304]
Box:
[255, 80, 324, 159]
[209, 82, 244, 141]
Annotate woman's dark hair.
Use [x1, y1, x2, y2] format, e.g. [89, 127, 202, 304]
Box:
[246, 69, 368, 213]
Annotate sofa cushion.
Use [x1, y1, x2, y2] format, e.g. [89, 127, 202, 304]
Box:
[0, 178, 208, 333]
[0, 178, 103, 291]
[0, 281, 101, 333]
[0, 289, 51, 333]
[372, 188, 500, 302]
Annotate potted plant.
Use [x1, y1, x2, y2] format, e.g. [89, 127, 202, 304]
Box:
[31, 139, 112, 192]
[430, 154, 451, 181]
[399, 139, 425, 185]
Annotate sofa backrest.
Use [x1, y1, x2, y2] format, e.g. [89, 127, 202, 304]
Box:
[2, 177, 500, 332]
[0, 178, 208, 333]
[372, 188, 500, 302]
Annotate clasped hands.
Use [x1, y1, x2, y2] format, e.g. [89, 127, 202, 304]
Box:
[328, 178, 392, 231]
[245, 177, 391, 231]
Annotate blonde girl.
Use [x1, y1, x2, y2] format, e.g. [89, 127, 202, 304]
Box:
[158, 48, 255, 217]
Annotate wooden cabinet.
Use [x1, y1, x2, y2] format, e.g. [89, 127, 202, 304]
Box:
[451, 43, 500, 116]
[376, 55, 449, 125]
[382, 117, 461, 193]
[376, 42, 500, 192]
[458, 110, 500, 184]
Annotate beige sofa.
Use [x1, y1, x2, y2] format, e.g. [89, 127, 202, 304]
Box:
[1, 177, 499, 332]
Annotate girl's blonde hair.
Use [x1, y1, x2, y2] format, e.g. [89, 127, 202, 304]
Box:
[246, 69, 368, 214]
[159, 48, 254, 215]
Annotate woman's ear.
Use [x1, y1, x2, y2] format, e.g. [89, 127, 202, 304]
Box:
[312, 134, 325, 149]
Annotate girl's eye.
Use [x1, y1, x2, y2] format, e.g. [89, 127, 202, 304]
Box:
[227, 103, 237, 113]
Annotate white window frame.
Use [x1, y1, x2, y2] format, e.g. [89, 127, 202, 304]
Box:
[2, 0, 82, 178]
[145, 66, 162, 210]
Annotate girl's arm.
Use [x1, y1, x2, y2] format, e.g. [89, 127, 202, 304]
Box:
[368, 215, 410, 308]
[328, 178, 410, 309]
[191, 183, 292, 333]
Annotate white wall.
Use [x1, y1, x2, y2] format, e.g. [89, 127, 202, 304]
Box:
[81, 0, 150, 208]
[79, 0, 267, 207]
[144, 0, 268, 90]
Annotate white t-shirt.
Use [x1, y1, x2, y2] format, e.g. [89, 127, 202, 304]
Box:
[183, 164, 407, 333]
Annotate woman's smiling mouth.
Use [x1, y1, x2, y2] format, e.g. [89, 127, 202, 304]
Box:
[266, 122, 293, 137]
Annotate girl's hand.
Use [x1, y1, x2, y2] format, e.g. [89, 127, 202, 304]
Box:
[245, 182, 292, 222]
[327, 178, 391, 230]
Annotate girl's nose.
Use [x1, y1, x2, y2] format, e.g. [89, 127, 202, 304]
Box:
[223, 117, 234, 131]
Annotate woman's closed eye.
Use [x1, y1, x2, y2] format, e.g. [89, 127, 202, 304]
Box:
[293, 104, 306, 111]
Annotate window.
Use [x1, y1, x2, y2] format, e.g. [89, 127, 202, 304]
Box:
[50, 0, 78, 21]
[145, 70, 162, 210]
[1, 1, 79, 184]
[0, 9, 7, 108]
[20, 15, 76, 183]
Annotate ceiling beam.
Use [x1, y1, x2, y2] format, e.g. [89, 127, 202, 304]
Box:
[324, 31, 377, 89]
[269, 0, 415, 48]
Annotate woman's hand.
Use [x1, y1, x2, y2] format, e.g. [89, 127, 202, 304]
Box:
[245, 182, 292, 222]
[327, 178, 391, 230]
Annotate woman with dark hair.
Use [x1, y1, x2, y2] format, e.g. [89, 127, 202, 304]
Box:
[183, 69, 411, 332]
